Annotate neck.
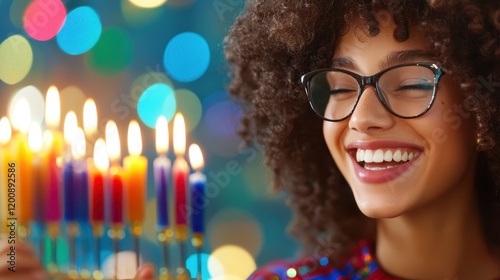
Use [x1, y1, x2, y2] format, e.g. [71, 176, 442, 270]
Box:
[375, 177, 500, 279]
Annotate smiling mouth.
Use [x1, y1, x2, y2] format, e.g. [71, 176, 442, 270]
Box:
[352, 148, 422, 171]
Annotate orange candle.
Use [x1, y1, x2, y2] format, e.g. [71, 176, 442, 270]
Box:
[0, 117, 13, 234]
[28, 123, 48, 225]
[10, 98, 34, 227]
[106, 121, 124, 225]
[124, 120, 147, 226]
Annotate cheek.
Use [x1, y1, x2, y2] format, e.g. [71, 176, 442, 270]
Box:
[323, 121, 346, 163]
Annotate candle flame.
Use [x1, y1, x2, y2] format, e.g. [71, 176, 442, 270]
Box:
[127, 120, 142, 156]
[105, 120, 121, 162]
[11, 98, 31, 134]
[94, 138, 109, 173]
[28, 123, 43, 153]
[0, 117, 12, 145]
[45, 86, 61, 129]
[173, 113, 186, 156]
[83, 98, 97, 136]
[156, 116, 169, 155]
[71, 128, 86, 160]
[63, 111, 78, 145]
[189, 144, 204, 171]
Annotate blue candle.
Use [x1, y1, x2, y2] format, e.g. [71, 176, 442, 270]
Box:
[63, 161, 76, 222]
[189, 172, 206, 234]
[154, 156, 171, 229]
[75, 160, 89, 223]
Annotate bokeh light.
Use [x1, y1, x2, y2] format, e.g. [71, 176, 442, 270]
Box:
[137, 83, 176, 128]
[87, 27, 132, 74]
[199, 98, 242, 157]
[128, 0, 168, 8]
[56, 6, 102, 55]
[209, 245, 256, 279]
[59, 86, 87, 127]
[23, 0, 67, 41]
[8, 85, 45, 126]
[121, 0, 164, 27]
[166, 0, 196, 7]
[10, 0, 30, 29]
[0, 35, 33, 85]
[130, 72, 173, 110]
[163, 32, 210, 83]
[102, 251, 139, 279]
[174, 89, 202, 131]
[186, 253, 211, 280]
[207, 209, 263, 257]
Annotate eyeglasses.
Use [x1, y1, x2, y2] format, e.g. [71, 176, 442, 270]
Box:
[300, 62, 445, 122]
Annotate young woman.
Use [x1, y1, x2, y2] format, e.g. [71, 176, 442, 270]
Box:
[224, 0, 500, 279]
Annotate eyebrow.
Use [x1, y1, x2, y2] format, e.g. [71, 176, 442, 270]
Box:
[331, 50, 437, 71]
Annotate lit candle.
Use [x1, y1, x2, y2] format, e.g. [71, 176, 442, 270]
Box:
[124, 120, 147, 226]
[188, 144, 206, 235]
[45, 86, 64, 225]
[28, 123, 47, 225]
[172, 113, 189, 238]
[0, 117, 13, 234]
[172, 113, 190, 276]
[106, 121, 123, 225]
[63, 112, 78, 222]
[11, 98, 34, 229]
[72, 128, 89, 224]
[91, 139, 108, 224]
[154, 116, 171, 229]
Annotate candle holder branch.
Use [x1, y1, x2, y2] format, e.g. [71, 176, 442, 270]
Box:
[47, 222, 60, 274]
[67, 222, 80, 279]
[157, 228, 174, 280]
[131, 222, 143, 271]
[108, 224, 125, 280]
[191, 233, 203, 280]
[92, 223, 104, 280]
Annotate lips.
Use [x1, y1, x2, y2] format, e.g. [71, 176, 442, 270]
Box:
[347, 141, 423, 184]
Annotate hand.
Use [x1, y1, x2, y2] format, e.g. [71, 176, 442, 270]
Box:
[0, 236, 48, 280]
[134, 264, 155, 280]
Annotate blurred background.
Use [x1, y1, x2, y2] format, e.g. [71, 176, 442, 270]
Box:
[0, 0, 298, 279]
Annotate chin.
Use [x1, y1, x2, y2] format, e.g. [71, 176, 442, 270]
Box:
[356, 200, 408, 219]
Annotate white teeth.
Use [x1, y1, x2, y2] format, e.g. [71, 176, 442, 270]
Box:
[384, 150, 392, 162]
[355, 149, 420, 163]
[373, 149, 384, 163]
[364, 150, 374, 163]
[393, 150, 402, 162]
[365, 165, 396, 171]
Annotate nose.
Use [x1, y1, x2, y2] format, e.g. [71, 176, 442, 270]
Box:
[348, 86, 395, 133]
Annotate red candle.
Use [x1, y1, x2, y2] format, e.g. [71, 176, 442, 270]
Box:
[173, 114, 188, 228]
[91, 139, 109, 224]
[106, 120, 123, 225]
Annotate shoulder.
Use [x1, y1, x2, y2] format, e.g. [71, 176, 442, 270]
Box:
[248, 240, 399, 280]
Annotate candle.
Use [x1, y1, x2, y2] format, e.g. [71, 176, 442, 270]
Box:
[11, 98, 34, 227]
[28, 123, 47, 225]
[0, 117, 13, 234]
[63, 112, 78, 222]
[91, 139, 108, 224]
[106, 121, 124, 225]
[71, 128, 89, 223]
[124, 120, 147, 225]
[45, 87, 64, 224]
[154, 116, 171, 229]
[188, 144, 206, 235]
[172, 113, 189, 234]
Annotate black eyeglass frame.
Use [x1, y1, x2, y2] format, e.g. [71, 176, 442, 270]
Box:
[299, 62, 445, 122]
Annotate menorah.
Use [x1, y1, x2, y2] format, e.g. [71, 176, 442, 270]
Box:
[0, 86, 207, 280]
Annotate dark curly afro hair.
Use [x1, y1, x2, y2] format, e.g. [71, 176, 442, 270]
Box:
[224, 0, 500, 259]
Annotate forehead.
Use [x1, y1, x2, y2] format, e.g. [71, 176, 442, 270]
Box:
[333, 11, 432, 72]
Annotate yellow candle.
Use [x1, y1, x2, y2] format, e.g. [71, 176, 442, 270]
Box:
[124, 120, 147, 226]
[0, 117, 13, 234]
[10, 98, 34, 227]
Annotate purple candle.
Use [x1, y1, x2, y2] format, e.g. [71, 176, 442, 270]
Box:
[75, 160, 89, 223]
[63, 161, 76, 221]
[154, 156, 171, 228]
[155, 116, 171, 229]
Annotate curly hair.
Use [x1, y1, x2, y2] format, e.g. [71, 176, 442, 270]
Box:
[224, 0, 500, 259]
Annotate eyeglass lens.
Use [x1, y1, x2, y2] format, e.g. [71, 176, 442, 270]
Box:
[308, 65, 436, 121]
